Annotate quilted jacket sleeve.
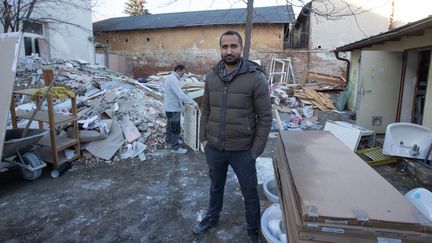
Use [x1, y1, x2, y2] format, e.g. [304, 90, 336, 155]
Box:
[250, 72, 272, 158]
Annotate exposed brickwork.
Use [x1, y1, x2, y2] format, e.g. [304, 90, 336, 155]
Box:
[94, 26, 347, 81]
[94, 25, 288, 78]
[309, 52, 347, 77]
[287, 51, 310, 84]
[126, 52, 220, 78]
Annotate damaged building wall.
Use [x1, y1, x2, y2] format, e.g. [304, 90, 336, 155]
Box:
[308, 0, 392, 76]
[282, 51, 310, 84]
[19, 0, 95, 63]
[305, 0, 432, 78]
[44, 1, 95, 63]
[94, 24, 285, 77]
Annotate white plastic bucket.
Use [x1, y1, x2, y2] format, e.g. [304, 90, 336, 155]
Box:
[261, 203, 288, 243]
[405, 188, 432, 221]
[264, 177, 279, 203]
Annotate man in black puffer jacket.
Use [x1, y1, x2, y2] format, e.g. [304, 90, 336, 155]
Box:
[193, 30, 272, 243]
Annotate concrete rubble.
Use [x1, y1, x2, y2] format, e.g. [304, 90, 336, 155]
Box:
[11, 56, 348, 162]
[10, 55, 205, 164]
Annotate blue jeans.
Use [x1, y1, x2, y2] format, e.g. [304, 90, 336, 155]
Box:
[204, 145, 260, 230]
[166, 112, 181, 149]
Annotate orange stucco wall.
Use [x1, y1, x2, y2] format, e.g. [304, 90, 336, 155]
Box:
[95, 24, 286, 77]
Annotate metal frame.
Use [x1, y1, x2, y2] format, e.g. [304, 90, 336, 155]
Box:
[268, 57, 296, 85]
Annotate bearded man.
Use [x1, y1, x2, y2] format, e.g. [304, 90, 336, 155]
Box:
[192, 30, 272, 243]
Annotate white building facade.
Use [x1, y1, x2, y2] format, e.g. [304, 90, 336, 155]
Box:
[2, 0, 95, 63]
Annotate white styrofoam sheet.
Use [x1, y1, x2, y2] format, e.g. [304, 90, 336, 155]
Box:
[0, 32, 22, 158]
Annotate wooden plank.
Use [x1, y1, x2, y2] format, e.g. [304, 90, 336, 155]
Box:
[304, 89, 335, 110]
[307, 71, 346, 85]
[47, 94, 59, 167]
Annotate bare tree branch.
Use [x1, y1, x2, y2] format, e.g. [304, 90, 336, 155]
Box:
[1, 0, 92, 33]
[341, 0, 367, 37]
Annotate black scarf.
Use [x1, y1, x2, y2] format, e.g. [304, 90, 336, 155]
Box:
[218, 58, 243, 83]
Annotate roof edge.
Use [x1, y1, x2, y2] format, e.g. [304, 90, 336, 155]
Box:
[334, 15, 432, 52]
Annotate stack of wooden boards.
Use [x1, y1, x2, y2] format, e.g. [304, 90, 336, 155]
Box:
[273, 130, 432, 242]
[294, 89, 336, 111]
[301, 71, 346, 91]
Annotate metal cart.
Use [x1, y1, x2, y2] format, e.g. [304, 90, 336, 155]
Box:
[1, 128, 48, 180]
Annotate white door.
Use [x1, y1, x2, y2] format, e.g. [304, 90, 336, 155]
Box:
[356, 51, 403, 133]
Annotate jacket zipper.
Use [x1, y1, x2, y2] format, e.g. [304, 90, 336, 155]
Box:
[220, 83, 228, 150]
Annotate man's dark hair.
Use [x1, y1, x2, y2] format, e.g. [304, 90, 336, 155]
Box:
[174, 64, 186, 72]
[219, 30, 243, 47]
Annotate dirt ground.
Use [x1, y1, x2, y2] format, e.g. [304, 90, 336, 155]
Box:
[0, 136, 277, 242]
[1, 114, 430, 242]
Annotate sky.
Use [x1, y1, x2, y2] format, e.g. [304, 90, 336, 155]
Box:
[92, 0, 302, 22]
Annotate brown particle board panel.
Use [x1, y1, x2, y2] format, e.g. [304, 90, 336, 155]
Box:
[274, 138, 432, 242]
[274, 130, 432, 242]
[279, 130, 430, 230]
[273, 147, 319, 243]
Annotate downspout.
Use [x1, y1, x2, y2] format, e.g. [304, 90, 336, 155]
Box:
[335, 51, 350, 83]
[335, 51, 352, 111]
[103, 45, 109, 68]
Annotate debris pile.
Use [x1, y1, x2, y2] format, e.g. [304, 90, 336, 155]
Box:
[138, 72, 205, 95]
[294, 89, 335, 111]
[11, 56, 204, 164]
[270, 80, 341, 130]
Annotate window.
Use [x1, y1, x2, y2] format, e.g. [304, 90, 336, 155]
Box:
[23, 21, 43, 35]
[22, 20, 44, 56]
[24, 36, 40, 56]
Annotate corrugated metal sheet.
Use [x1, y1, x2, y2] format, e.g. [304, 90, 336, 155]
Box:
[93, 5, 295, 32]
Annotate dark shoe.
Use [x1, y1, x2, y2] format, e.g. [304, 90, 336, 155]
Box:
[192, 216, 219, 234]
[247, 229, 261, 243]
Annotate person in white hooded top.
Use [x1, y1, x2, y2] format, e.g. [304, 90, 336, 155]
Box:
[163, 64, 198, 154]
